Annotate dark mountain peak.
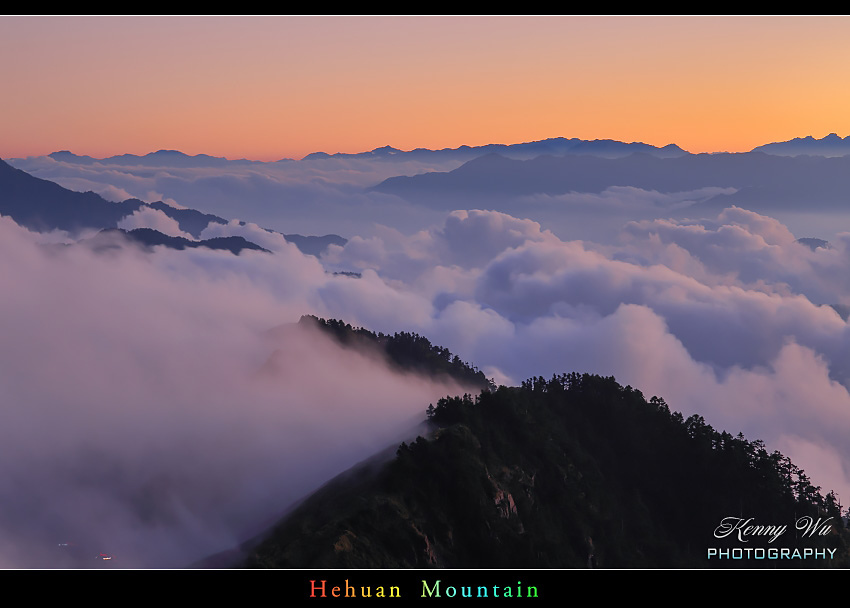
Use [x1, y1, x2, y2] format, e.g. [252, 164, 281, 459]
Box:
[47, 151, 98, 165]
[541, 136, 575, 144]
[146, 149, 193, 160]
[370, 145, 402, 155]
[301, 151, 332, 160]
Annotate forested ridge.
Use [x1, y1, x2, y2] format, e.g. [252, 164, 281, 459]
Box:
[300, 314, 495, 391]
[242, 325, 849, 569]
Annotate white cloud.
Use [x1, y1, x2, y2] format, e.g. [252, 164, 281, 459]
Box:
[117, 206, 195, 239]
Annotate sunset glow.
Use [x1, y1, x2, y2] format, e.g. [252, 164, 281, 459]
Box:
[4, 15, 850, 160]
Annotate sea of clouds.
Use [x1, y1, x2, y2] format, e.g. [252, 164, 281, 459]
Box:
[4, 153, 850, 567]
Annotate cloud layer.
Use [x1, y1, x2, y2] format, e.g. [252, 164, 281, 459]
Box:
[319, 206, 850, 507]
[4, 180, 850, 566]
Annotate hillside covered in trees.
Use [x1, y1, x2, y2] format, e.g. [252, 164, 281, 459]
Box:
[298, 315, 495, 392]
[241, 364, 850, 569]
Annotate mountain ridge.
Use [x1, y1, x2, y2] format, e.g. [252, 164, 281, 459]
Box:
[751, 133, 850, 157]
[301, 137, 690, 162]
[237, 365, 850, 569]
[16, 133, 850, 168]
[23, 136, 690, 167]
[82, 227, 272, 255]
[47, 149, 276, 167]
[0, 157, 345, 256]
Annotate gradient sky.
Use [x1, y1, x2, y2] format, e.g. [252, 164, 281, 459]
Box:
[3, 15, 850, 161]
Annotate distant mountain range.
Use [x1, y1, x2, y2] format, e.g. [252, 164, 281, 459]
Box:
[302, 137, 689, 162]
[371, 148, 850, 212]
[47, 149, 282, 167]
[24, 134, 850, 170]
[22, 138, 691, 167]
[301, 133, 850, 162]
[7, 133, 850, 248]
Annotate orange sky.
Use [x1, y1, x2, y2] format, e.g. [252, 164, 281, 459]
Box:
[3, 15, 850, 161]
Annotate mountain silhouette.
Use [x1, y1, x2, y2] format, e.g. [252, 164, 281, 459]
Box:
[0, 158, 346, 255]
[750, 133, 850, 157]
[48, 149, 271, 167]
[371, 150, 850, 212]
[280, 233, 347, 256]
[0, 156, 227, 235]
[302, 137, 688, 163]
[83, 227, 271, 255]
[33, 138, 690, 169]
[0, 156, 147, 233]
